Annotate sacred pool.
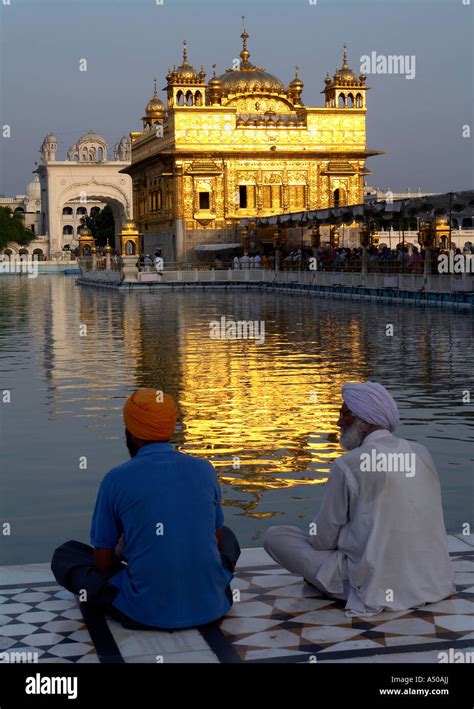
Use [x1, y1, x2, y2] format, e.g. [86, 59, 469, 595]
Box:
[0, 274, 472, 563]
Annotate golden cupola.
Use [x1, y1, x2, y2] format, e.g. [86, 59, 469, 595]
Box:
[323, 45, 368, 109]
[166, 41, 206, 107]
[142, 78, 166, 130]
[288, 66, 304, 106]
[216, 29, 287, 98]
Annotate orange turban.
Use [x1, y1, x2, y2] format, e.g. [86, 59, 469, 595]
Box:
[123, 389, 178, 441]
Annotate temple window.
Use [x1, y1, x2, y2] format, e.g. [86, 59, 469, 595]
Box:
[199, 191, 210, 210]
[356, 93, 363, 108]
[239, 186, 248, 209]
[338, 93, 346, 108]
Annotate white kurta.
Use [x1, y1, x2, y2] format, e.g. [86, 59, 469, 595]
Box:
[309, 429, 455, 615]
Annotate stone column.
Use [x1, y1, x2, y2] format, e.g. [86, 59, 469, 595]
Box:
[121, 255, 139, 283]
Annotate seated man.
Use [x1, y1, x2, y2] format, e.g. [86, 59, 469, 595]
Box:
[52, 389, 240, 630]
[264, 381, 455, 616]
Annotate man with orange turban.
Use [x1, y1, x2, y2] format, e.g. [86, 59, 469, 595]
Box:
[52, 388, 240, 630]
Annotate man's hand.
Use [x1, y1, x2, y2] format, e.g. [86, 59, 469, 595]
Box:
[93, 547, 115, 572]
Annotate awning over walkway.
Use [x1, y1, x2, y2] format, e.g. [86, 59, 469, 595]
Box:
[195, 243, 241, 252]
[238, 190, 474, 227]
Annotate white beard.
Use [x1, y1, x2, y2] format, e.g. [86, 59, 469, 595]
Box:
[340, 419, 369, 450]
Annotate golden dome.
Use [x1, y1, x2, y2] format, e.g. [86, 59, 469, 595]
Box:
[217, 30, 285, 95]
[145, 79, 166, 116]
[174, 41, 199, 81]
[334, 45, 356, 81]
[289, 66, 304, 89]
[78, 224, 93, 237]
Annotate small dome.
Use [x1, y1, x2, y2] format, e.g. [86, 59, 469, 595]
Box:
[289, 67, 304, 89]
[26, 175, 40, 200]
[334, 45, 356, 82]
[145, 80, 166, 117]
[77, 131, 106, 144]
[78, 224, 93, 237]
[44, 132, 57, 142]
[174, 41, 199, 81]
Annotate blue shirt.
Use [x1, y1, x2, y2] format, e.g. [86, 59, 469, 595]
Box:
[90, 443, 233, 628]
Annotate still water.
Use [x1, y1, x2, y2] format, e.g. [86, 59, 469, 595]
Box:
[0, 275, 473, 564]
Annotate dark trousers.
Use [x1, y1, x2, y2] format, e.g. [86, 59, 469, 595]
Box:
[51, 526, 241, 630]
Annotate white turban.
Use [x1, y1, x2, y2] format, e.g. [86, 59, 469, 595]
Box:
[342, 381, 399, 432]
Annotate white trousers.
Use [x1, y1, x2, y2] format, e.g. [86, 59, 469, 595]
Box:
[263, 525, 348, 601]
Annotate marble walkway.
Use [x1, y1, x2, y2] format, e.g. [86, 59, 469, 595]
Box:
[1, 535, 473, 664]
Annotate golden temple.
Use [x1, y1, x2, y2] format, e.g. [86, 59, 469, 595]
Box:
[123, 29, 380, 261]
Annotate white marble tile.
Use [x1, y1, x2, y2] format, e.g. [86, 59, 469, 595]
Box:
[47, 643, 95, 658]
[41, 620, 84, 633]
[250, 574, 301, 589]
[268, 583, 324, 599]
[453, 534, 474, 548]
[453, 559, 474, 571]
[319, 638, 382, 653]
[36, 600, 76, 611]
[11, 592, 50, 603]
[292, 608, 352, 626]
[0, 614, 14, 625]
[244, 647, 310, 661]
[60, 609, 83, 620]
[0, 603, 32, 615]
[0, 623, 40, 637]
[17, 611, 56, 624]
[53, 590, 75, 600]
[424, 598, 474, 614]
[319, 650, 442, 663]
[0, 564, 54, 586]
[455, 574, 474, 585]
[0, 638, 16, 651]
[237, 548, 277, 568]
[38, 657, 73, 664]
[385, 635, 448, 647]
[107, 620, 209, 658]
[249, 568, 297, 575]
[434, 615, 474, 632]
[21, 633, 66, 647]
[229, 578, 250, 590]
[0, 589, 27, 596]
[126, 650, 220, 663]
[234, 629, 301, 648]
[273, 597, 336, 614]
[67, 630, 92, 643]
[76, 653, 100, 663]
[301, 626, 361, 644]
[447, 536, 474, 552]
[225, 600, 274, 617]
[220, 617, 283, 635]
[374, 618, 436, 635]
[356, 610, 410, 622]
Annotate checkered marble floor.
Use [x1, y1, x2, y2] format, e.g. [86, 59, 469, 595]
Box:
[0, 535, 473, 664]
[0, 584, 98, 663]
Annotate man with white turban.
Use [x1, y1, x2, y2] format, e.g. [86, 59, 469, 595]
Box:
[264, 381, 455, 616]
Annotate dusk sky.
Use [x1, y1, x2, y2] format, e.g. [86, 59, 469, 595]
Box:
[0, 0, 472, 196]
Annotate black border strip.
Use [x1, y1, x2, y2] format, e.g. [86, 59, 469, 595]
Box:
[79, 602, 125, 664]
[198, 623, 243, 663]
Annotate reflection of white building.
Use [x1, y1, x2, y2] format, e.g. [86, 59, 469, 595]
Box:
[36, 132, 132, 257]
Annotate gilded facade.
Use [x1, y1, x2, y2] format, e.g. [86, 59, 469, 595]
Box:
[123, 31, 380, 261]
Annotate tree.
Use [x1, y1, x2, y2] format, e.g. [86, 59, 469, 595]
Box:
[0, 207, 36, 251]
[84, 205, 115, 247]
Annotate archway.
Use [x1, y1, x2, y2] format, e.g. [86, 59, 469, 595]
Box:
[54, 184, 131, 254]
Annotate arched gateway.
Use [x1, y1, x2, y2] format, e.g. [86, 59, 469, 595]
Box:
[36, 132, 133, 256]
